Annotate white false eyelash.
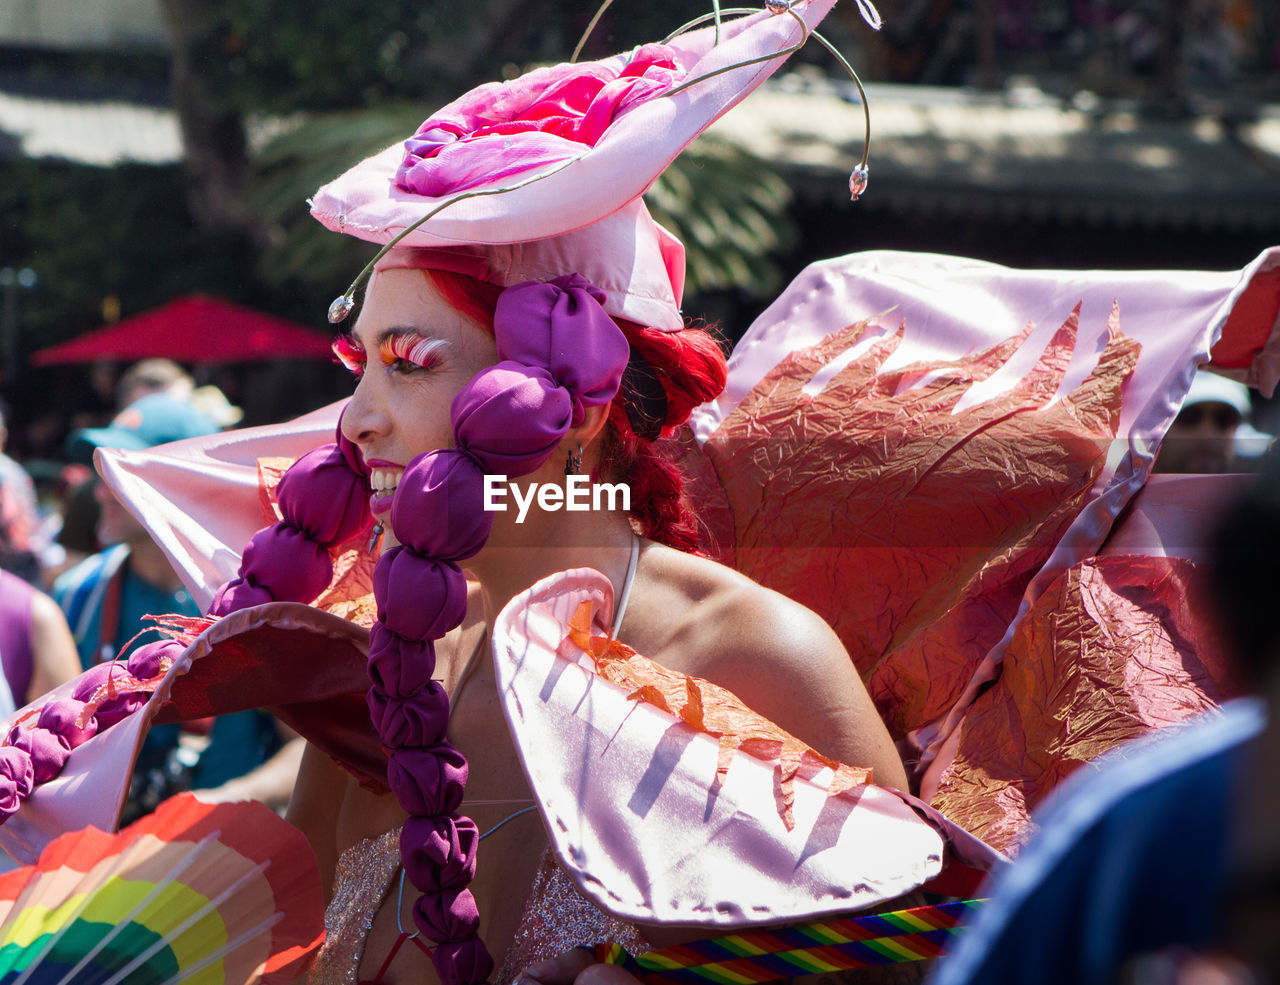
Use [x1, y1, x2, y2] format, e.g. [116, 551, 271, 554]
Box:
[401, 335, 450, 367]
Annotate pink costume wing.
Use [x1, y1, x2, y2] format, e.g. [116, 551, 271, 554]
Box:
[678, 247, 1280, 850]
[94, 400, 345, 611]
[931, 473, 1251, 852]
[491, 567, 1001, 927]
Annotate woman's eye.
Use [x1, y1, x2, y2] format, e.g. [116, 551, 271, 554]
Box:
[379, 335, 445, 375]
[389, 357, 423, 375]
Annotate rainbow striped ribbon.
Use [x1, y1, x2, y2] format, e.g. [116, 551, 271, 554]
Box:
[594, 900, 983, 984]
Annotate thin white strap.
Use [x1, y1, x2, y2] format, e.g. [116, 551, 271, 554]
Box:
[610, 533, 640, 637]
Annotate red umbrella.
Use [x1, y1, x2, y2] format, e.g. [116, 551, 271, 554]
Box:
[31, 294, 336, 366]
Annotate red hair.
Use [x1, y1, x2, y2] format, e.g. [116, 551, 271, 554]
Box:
[424, 268, 727, 553]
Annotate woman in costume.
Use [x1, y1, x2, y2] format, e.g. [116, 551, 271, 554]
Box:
[285, 220, 908, 985]
[0, 12, 958, 983]
[225, 11, 1280, 969]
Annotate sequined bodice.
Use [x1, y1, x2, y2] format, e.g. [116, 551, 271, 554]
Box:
[307, 826, 647, 985]
[309, 828, 403, 985]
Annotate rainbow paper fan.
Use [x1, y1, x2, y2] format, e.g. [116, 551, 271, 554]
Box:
[0, 794, 323, 984]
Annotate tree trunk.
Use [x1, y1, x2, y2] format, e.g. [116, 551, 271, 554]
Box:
[155, 0, 263, 244]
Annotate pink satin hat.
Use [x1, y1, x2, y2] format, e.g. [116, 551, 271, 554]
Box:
[372, 199, 687, 332]
[310, 0, 848, 331]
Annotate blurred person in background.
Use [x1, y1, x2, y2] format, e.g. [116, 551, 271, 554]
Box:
[37, 465, 100, 587]
[0, 568, 80, 711]
[1153, 369, 1272, 473]
[0, 400, 42, 584]
[54, 393, 217, 670]
[114, 358, 194, 411]
[53, 392, 301, 817]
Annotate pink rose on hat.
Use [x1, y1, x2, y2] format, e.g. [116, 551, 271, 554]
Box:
[396, 44, 685, 197]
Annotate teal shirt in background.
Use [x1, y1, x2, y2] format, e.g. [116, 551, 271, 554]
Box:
[52, 545, 280, 795]
[53, 544, 198, 670]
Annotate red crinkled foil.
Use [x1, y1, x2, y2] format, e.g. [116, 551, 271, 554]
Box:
[929, 554, 1242, 854]
[678, 304, 1138, 740]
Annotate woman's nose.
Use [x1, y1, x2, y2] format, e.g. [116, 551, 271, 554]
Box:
[340, 378, 389, 447]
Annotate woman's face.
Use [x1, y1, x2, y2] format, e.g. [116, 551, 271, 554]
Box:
[339, 268, 498, 519]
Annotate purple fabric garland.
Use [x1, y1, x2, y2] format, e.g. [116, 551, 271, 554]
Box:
[364, 273, 627, 985]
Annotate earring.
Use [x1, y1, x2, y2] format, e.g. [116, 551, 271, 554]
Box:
[368, 520, 385, 554]
[565, 444, 583, 476]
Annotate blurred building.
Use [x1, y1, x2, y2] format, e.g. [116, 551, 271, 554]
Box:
[0, 0, 166, 51]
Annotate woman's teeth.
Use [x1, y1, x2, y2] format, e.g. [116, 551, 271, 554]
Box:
[371, 468, 402, 498]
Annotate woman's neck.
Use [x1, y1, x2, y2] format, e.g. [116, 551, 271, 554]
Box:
[465, 507, 638, 629]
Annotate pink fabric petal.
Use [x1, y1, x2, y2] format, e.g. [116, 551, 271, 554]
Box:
[395, 45, 683, 197]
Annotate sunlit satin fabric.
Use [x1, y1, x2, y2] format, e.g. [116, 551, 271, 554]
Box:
[95, 401, 345, 613]
[490, 567, 1000, 927]
[0, 601, 372, 864]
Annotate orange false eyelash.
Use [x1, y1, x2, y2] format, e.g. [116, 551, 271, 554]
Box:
[332, 336, 366, 374]
[379, 333, 447, 370]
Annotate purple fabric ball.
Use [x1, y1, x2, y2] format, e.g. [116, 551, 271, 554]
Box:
[239, 525, 333, 603]
[493, 276, 627, 411]
[387, 744, 468, 818]
[430, 937, 494, 985]
[11, 728, 71, 784]
[366, 683, 451, 750]
[71, 664, 146, 730]
[0, 746, 34, 817]
[389, 451, 492, 561]
[36, 698, 98, 749]
[277, 444, 371, 545]
[209, 578, 275, 616]
[401, 815, 480, 892]
[373, 551, 468, 641]
[367, 630, 437, 696]
[452, 363, 571, 476]
[412, 885, 482, 942]
[126, 638, 184, 681]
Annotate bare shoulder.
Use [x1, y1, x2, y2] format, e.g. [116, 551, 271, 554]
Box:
[634, 544, 847, 678]
[628, 545, 906, 786]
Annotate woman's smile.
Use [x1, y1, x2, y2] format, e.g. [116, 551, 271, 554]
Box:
[367, 462, 404, 515]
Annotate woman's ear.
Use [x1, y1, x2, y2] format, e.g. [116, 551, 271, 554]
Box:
[554, 402, 612, 476]
[569, 402, 611, 445]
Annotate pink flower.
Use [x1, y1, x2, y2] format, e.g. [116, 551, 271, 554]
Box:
[396, 44, 685, 197]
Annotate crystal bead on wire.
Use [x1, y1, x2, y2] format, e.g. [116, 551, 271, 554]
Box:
[764, 0, 796, 12]
[848, 165, 869, 201]
[328, 295, 355, 324]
